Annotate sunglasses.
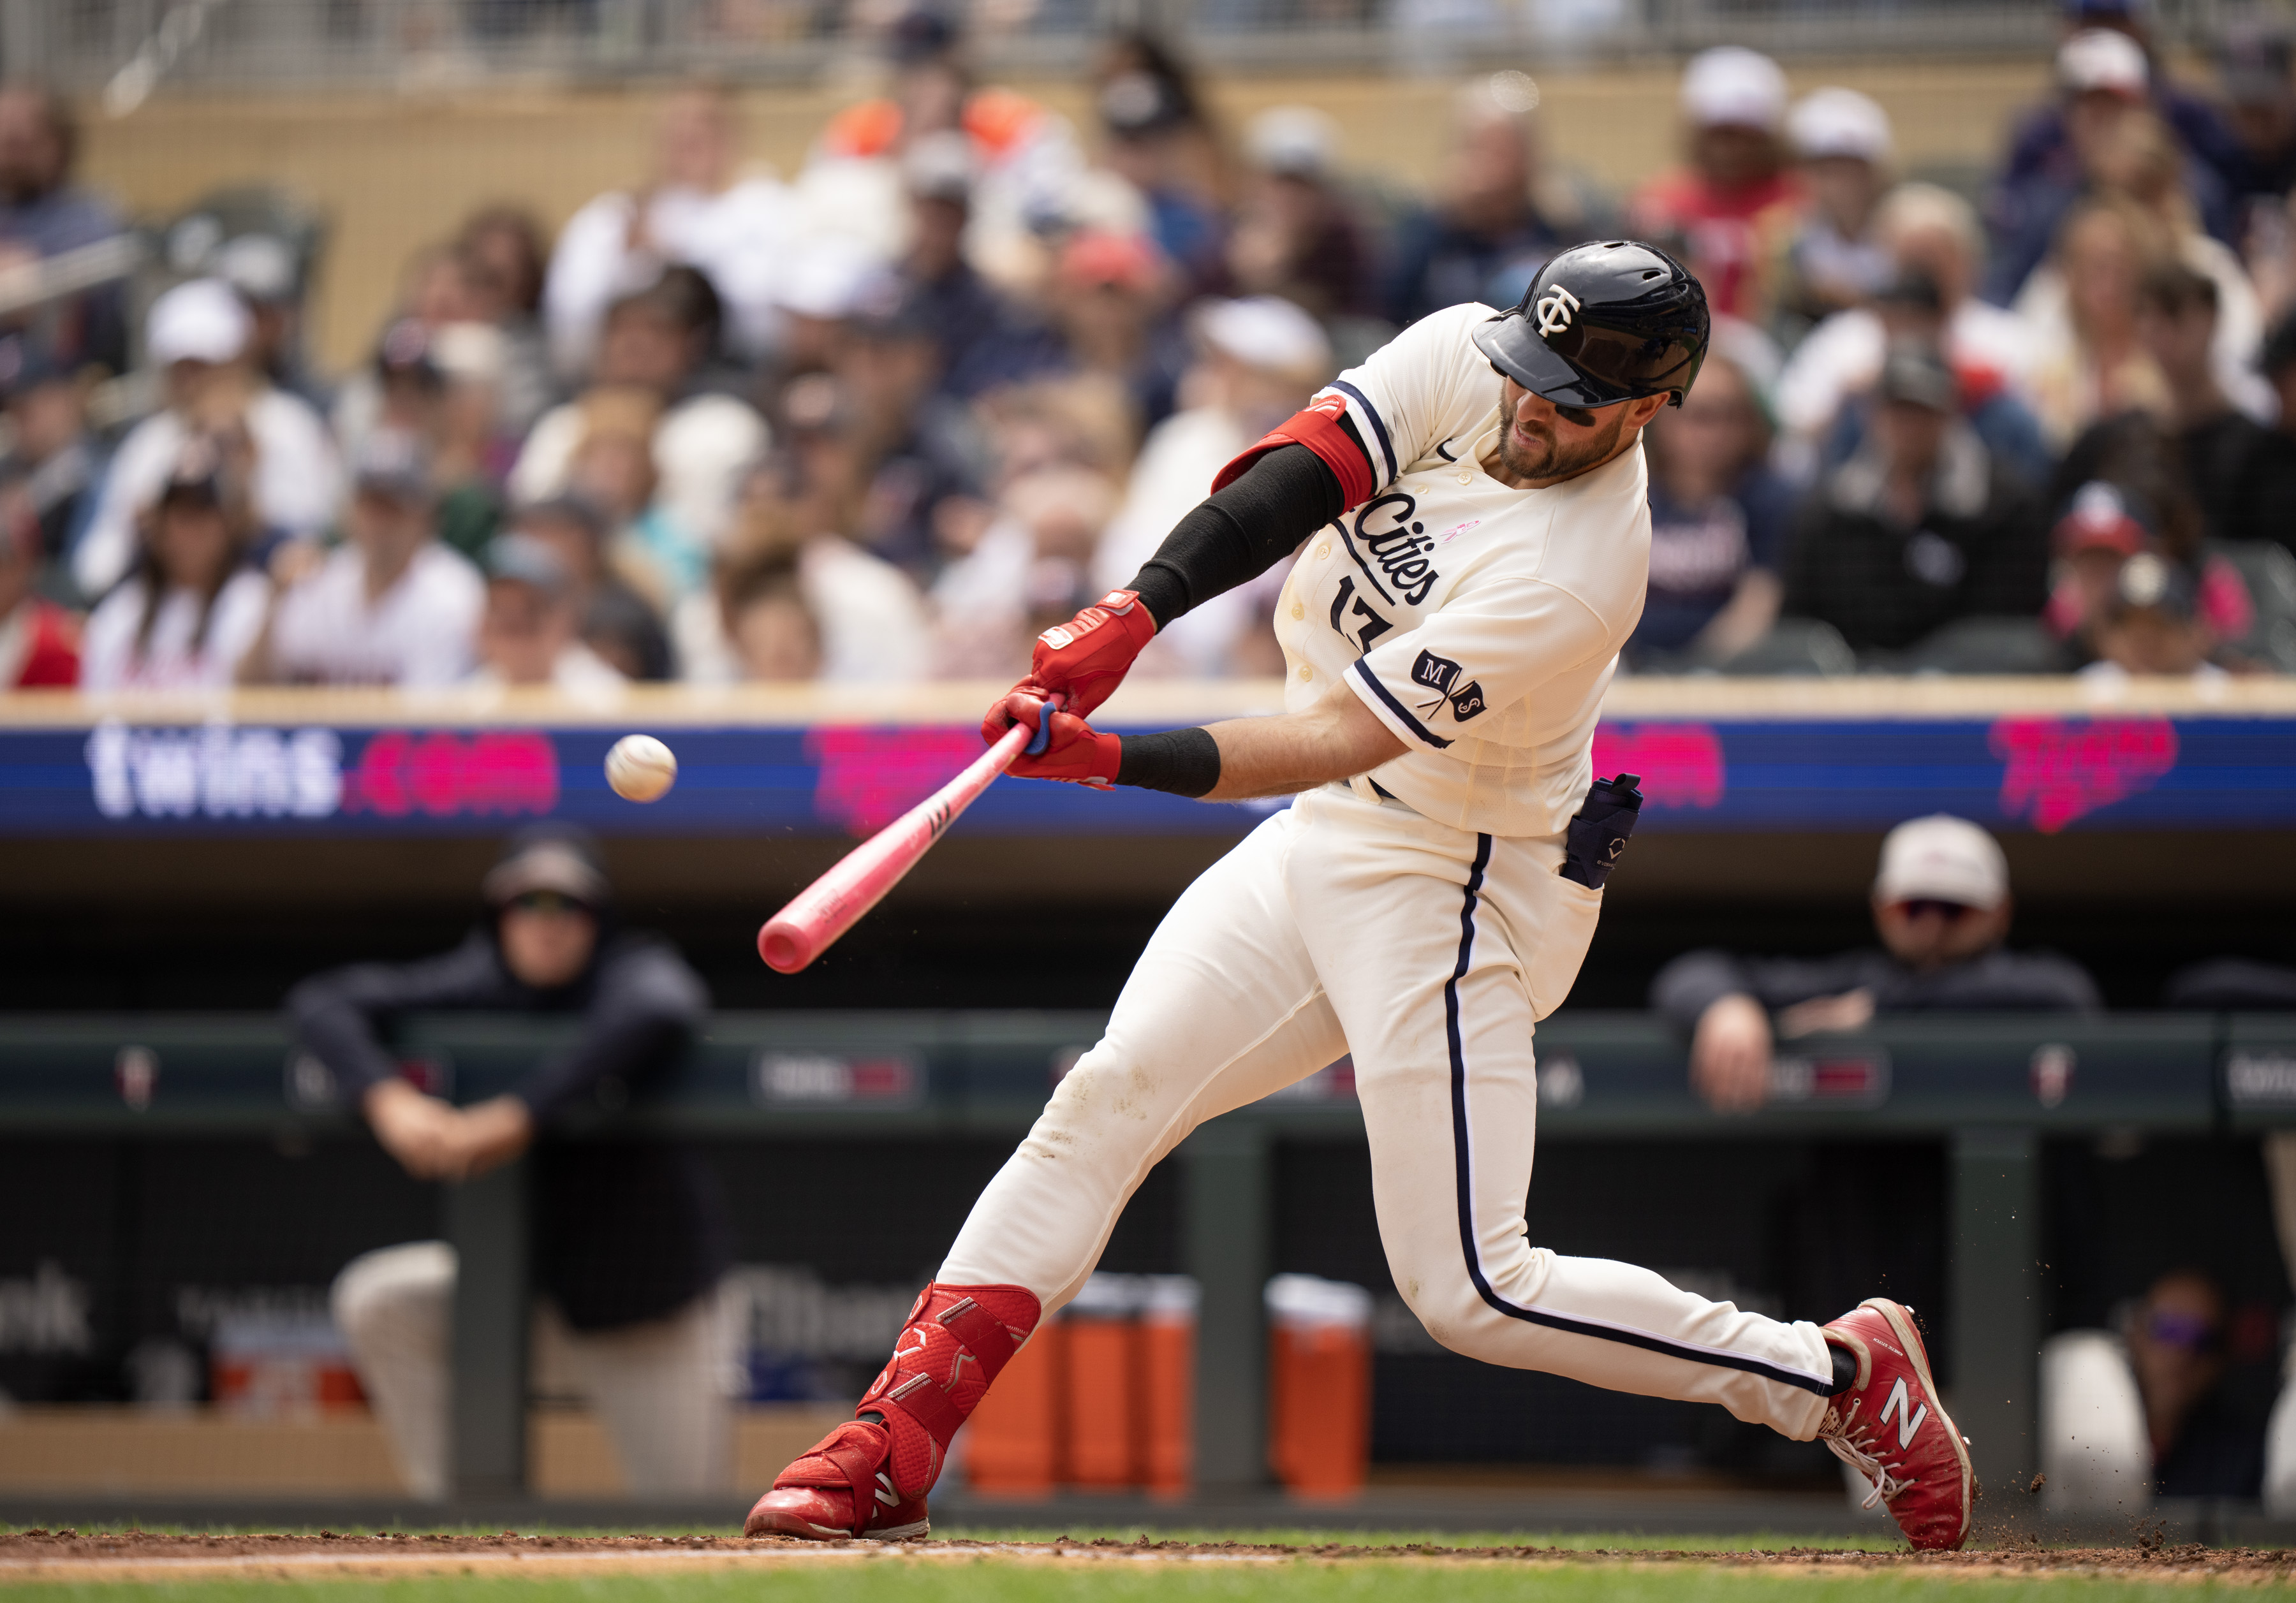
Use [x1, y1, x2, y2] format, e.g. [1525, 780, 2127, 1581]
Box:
[2144, 1309, 2222, 1355]
[1892, 898, 1980, 922]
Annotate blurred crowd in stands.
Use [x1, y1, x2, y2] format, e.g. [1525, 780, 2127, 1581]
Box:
[6, 0, 2296, 695]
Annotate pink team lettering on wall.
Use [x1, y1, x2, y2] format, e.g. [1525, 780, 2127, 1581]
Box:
[808, 727, 988, 837]
[1989, 717, 2178, 833]
[1591, 722, 1726, 810]
[342, 730, 559, 818]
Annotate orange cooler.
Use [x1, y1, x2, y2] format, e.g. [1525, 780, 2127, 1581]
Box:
[1265, 1274, 1372, 1497]
[1059, 1274, 1141, 1486]
[1138, 1275, 1197, 1496]
[963, 1320, 1063, 1493]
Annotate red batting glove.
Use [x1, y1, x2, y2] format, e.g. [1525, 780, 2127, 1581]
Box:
[997, 693, 1122, 788]
[981, 590, 1156, 744]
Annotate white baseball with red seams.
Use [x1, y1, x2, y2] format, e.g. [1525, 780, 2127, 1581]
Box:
[937, 302, 1844, 1446]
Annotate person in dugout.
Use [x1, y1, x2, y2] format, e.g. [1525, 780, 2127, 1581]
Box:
[288, 824, 733, 1498]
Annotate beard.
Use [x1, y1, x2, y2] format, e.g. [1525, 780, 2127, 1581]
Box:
[1496, 404, 1628, 483]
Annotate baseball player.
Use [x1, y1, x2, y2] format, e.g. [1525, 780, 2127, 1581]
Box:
[745, 242, 1973, 1551]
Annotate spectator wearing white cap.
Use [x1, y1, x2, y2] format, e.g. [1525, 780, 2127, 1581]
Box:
[1093, 295, 1332, 677]
[73, 278, 341, 599]
[1652, 814, 2100, 1114]
[1226, 106, 1378, 323]
[1983, 29, 2237, 306]
[242, 430, 483, 689]
[543, 83, 796, 378]
[1770, 88, 1897, 339]
[1381, 72, 1608, 328]
[1628, 47, 1804, 323]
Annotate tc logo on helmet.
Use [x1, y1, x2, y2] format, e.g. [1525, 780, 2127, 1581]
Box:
[1534, 284, 1582, 337]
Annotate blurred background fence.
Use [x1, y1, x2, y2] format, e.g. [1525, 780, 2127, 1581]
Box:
[0, 0, 2131, 91]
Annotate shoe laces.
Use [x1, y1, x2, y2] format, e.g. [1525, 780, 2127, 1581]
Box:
[1818, 1396, 1913, 1509]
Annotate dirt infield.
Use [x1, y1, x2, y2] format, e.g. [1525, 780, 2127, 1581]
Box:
[1, 1529, 2290, 1584]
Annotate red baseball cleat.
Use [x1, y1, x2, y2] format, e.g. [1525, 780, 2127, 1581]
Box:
[744, 1419, 929, 1541]
[743, 1282, 1040, 1542]
[1818, 1298, 1974, 1551]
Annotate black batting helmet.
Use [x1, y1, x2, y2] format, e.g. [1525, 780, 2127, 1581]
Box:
[1472, 240, 1710, 409]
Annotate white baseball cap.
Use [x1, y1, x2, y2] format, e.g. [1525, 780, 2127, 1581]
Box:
[2059, 27, 2149, 98]
[146, 277, 251, 367]
[1245, 105, 1341, 177]
[1681, 47, 1789, 132]
[1789, 87, 1894, 164]
[1873, 814, 2009, 911]
[1195, 295, 1332, 377]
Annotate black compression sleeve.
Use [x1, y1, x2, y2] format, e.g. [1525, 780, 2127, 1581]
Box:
[1114, 727, 1222, 797]
[1128, 441, 1348, 628]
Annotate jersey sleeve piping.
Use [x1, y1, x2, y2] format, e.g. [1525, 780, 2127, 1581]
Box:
[1346, 658, 1453, 750]
[1327, 379, 1398, 484]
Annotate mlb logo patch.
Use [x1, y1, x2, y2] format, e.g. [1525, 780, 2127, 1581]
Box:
[1448, 682, 1487, 720]
[1411, 650, 1461, 692]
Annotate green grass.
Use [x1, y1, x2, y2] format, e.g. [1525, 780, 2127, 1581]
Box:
[0, 1563, 2281, 1603]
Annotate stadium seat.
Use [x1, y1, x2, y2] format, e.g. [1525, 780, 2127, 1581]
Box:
[1711, 619, 1858, 677]
[1892, 617, 2064, 675]
[2208, 541, 2296, 674]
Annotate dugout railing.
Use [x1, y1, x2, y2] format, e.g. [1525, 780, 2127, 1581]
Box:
[2, 1009, 2291, 1500]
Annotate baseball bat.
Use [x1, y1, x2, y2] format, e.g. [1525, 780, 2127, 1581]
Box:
[757, 717, 1036, 974]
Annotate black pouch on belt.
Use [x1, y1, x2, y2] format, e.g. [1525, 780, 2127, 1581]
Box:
[1559, 772, 1643, 890]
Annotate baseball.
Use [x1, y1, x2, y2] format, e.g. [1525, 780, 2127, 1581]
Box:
[605, 734, 678, 803]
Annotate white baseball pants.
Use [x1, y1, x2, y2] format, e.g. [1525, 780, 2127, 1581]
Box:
[943, 784, 1837, 1440]
[331, 1242, 732, 1498]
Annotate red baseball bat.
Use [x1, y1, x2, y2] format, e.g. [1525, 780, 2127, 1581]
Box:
[758, 718, 1036, 974]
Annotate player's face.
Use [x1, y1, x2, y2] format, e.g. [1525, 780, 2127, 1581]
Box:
[499, 893, 598, 989]
[1494, 377, 1631, 487]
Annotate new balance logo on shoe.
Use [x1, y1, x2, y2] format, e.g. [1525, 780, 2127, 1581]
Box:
[1878, 1374, 1929, 1450]
[875, 1473, 899, 1508]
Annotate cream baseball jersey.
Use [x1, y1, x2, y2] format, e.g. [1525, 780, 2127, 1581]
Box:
[1246, 302, 1652, 838]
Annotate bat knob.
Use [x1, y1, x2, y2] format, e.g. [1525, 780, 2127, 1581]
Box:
[758, 920, 812, 974]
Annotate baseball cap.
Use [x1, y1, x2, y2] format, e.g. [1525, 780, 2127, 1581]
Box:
[146, 277, 251, 367]
[486, 531, 573, 596]
[374, 317, 443, 386]
[1789, 87, 1892, 164]
[1245, 105, 1341, 178]
[1876, 339, 1959, 413]
[1193, 295, 1331, 377]
[1059, 230, 1161, 293]
[482, 823, 610, 909]
[1099, 71, 1189, 139]
[1680, 47, 1788, 133]
[350, 428, 434, 504]
[212, 233, 298, 305]
[2059, 28, 2149, 99]
[903, 131, 975, 203]
[514, 493, 610, 547]
[773, 238, 899, 322]
[1874, 815, 2008, 911]
[2109, 548, 2198, 620]
[2052, 479, 2154, 555]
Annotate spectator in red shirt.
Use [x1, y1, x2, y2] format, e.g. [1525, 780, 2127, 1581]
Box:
[1630, 47, 1805, 324]
[0, 469, 76, 687]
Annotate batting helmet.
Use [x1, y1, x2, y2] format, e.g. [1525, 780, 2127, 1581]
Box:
[1471, 240, 1710, 409]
